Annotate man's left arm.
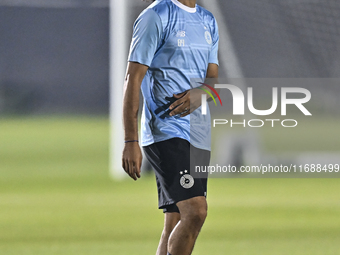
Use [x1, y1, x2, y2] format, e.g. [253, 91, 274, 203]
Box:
[169, 63, 219, 117]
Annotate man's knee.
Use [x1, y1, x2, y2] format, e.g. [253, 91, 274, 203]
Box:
[177, 197, 207, 227]
[188, 207, 207, 227]
[163, 212, 180, 236]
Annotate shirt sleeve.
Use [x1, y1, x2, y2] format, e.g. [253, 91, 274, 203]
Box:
[208, 17, 219, 65]
[128, 9, 163, 67]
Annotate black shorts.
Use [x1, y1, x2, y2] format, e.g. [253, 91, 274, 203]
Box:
[143, 138, 210, 213]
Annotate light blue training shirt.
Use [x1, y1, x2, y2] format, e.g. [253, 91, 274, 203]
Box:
[128, 0, 219, 151]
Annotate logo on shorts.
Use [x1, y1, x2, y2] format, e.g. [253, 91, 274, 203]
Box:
[205, 31, 212, 45]
[180, 170, 194, 189]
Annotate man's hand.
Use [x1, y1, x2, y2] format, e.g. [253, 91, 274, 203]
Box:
[168, 64, 218, 118]
[122, 142, 142, 181]
[122, 62, 148, 180]
[168, 88, 204, 117]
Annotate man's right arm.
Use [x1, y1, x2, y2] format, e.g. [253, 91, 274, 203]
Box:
[122, 61, 149, 181]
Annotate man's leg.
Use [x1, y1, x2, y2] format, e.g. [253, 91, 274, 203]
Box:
[157, 212, 181, 255]
[167, 196, 207, 255]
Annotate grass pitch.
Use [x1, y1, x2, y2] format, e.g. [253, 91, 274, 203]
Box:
[0, 117, 339, 255]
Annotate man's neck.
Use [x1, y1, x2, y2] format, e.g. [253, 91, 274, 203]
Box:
[177, 0, 196, 8]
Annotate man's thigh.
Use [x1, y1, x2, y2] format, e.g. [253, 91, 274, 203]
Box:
[143, 138, 210, 212]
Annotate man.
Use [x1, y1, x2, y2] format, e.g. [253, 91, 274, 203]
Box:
[122, 0, 219, 254]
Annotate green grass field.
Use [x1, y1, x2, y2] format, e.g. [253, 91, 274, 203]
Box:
[0, 117, 340, 255]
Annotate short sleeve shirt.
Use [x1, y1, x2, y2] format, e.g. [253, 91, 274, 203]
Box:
[128, 0, 219, 151]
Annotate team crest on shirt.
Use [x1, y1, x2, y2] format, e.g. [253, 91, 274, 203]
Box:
[205, 31, 212, 45]
[180, 170, 194, 189]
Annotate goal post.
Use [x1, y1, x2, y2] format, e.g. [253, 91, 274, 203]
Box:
[109, 0, 128, 179]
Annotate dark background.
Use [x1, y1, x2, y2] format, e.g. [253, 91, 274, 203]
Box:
[1, 0, 339, 115]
